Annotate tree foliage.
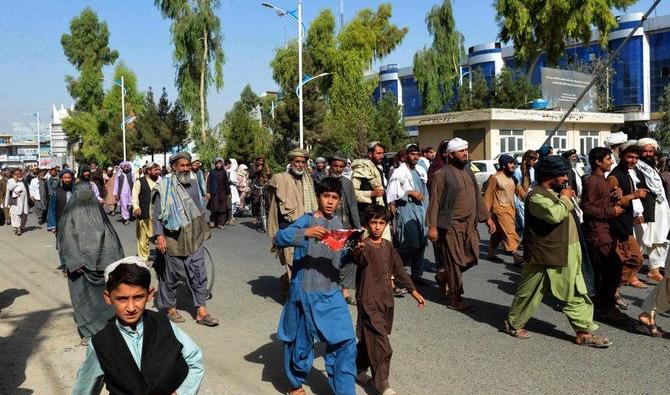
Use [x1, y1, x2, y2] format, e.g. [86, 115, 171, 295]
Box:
[221, 85, 272, 164]
[61, 7, 119, 112]
[155, 0, 225, 142]
[565, 53, 616, 111]
[369, 92, 407, 152]
[136, 87, 190, 163]
[413, 0, 465, 114]
[455, 69, 491, 111]
[495, 0, 637, 78]
[491, 68, 541, 109]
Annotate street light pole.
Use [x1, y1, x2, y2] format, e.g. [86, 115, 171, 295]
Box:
[121, 76, 127, 161]
[298, 0, 304, 149]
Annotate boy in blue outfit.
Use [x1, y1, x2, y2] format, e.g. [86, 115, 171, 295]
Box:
[274, 177, 357, 395]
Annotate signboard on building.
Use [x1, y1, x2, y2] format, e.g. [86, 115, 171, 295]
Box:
[541, 67, 598, 112]
[17, 147, 38, 156]
[0, 155, 7, 162]
[38, 157, 52, 168]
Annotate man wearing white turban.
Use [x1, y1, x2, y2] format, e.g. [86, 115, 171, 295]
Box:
[634, 138, 668, 282]
[604, 132, 628, 172]
[426, 138, 496, 311]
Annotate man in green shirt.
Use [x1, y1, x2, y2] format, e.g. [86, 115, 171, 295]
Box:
[502, 155, 612, 348]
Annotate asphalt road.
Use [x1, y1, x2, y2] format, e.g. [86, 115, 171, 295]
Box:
[0, 211, 669, 395]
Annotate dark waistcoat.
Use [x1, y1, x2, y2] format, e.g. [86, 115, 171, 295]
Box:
[91, 310, 189, 395]
[138, 177, 152, 220]
[523, 186, 569, 268]
[608, 166, 637, 240]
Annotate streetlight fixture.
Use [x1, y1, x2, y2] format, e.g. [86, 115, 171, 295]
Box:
[21, 112, 40, 163]
[262, 1, 306, 149]
[101, 77, 128, 161]
[295, 72, 330, 96]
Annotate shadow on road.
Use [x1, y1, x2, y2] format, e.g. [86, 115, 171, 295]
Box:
[0, 288, 29, 312]
[248, 276, 283, 305]
[244, 334, 331, 395]
[0, 303, 72, 394]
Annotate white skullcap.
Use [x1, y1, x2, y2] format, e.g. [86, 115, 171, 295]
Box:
[446, 138, 468, 153]
[618, 139, 638, 154]
[637, 137, 659, 150]
[604, 132, 628, 147]
[104, 256, 150, 284]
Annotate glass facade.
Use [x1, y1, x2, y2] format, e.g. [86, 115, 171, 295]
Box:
[609, 36, 643, 107]
[400, 75, 423, 117]
[649, 31, 670, 112]
[471, 61, 497, 87]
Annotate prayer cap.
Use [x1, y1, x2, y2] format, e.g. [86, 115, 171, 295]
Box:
[288, 148, 309, 159]
[498, 154, 515, 167]
[104, 256, 150, 284]
[405, 143, 420, 153]
[604, 132, 628, 147]
[446, 138, 468, 153]
[637, 137, 659, 150]
[169, 152, 192, 165]
[561, 149, 577, 159]
[328, 154, 348, 163]
[316, 157, 326, 163]
[536, 155, 571, 178]
[145, 161, 160, 169]
[213, 157, 224, 164]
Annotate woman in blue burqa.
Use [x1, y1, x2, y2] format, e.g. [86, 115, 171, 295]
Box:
[57, 183, 124, 343]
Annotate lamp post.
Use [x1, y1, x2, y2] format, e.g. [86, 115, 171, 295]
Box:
[262, 1, 305, 149]
[22, 112, 40, 163]
[102, 77, 127, 161]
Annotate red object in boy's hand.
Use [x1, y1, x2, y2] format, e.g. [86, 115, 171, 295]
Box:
[320, 229, 363, 252]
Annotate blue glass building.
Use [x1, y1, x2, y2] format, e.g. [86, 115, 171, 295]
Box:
[372, 12, 670, 133]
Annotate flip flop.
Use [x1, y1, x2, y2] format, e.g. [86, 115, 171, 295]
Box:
[634, 321, 666, 338]
[167, 310, 185, 323]
[196, 314, 219, 327]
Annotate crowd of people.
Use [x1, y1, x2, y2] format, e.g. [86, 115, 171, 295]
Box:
[1, 133, 670, 395]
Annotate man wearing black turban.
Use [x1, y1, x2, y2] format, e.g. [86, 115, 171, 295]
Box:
[503, 155, 611, 347]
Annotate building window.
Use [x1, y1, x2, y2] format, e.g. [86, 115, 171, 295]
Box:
[580, 131, 599, 155]
[546, 130, 567, 151]
[500, 129, 524, 153]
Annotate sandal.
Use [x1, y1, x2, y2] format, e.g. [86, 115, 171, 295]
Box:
[512, 252, 524, 267]
[196, 313, 219, 327]
[502, 320, 530, 339]
[634, 320, 666, 338]
[575, 334, 612, 348]
[167, 310, 185, 323]
[615, 296, 628, 310]
[345, 296, 357, 306]
[629, 278, 648, 289]
[446, 297, 472, 312]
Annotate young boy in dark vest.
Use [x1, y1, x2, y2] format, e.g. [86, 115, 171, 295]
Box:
[71, 257, 204, 395]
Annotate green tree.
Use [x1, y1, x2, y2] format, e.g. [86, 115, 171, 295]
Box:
[369, 92, 407, 151]
[155, 0, 225, 143]
[495, 0, 636, 79]
[491, 68, 541, 108]
[455, 69, 491, 110]
[413, 0, 465, 114]
[222, 86, 272, 164]
[565, 53, 616, 111]
[135, 88, 166, 160]
[61, 7, 119, 112]
[652, 85, 670, 148]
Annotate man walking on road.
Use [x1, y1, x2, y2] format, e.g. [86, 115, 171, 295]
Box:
[387, 143, 429, 284]
[267, 148, 317, 300]
[206, 158, 230, 229]
[503, 155, 611, 348]
[132, 162, 161, 262]
[114, 161, 135, 225]
[152, 152, 219, 327]
[426, 138, 494, 311]
[6, 168, 29, 235]
[352, 141, 390, 240]
[484, 154, 522, 265]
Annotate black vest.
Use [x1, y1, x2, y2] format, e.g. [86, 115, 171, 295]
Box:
[523, 186, 570, 267]
[138, 177, 152, 220]
[91, 310, 189, 395]
[608, 165, 638, 240]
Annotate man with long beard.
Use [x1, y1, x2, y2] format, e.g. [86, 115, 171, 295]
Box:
[484, 154, 523, 265]
[153, 152, 218, 326]
[267, 148, 318, 300]
[206, 158, 230, 229]
[114, 161, 135, 224]
[387, 144, 429, 284]
[427, 138, 494, 311]
[634, 138, 669, 283]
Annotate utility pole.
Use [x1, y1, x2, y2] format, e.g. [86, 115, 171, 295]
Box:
[298, 0, 304, 149]
[121, 76, 127, 161]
